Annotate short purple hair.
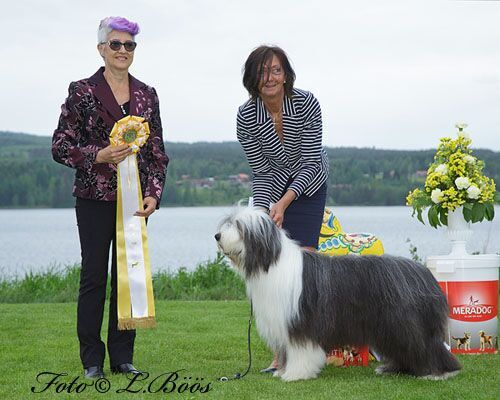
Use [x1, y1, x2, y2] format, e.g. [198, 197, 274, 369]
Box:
[98, 17, 140, 43]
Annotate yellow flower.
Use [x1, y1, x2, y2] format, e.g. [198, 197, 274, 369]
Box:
[406, 188, 421, 206]
[480, 178, 496, 202]
[441, 187, 465, 210]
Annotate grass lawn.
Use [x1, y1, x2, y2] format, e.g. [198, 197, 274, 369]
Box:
[0, 300, 498, 400]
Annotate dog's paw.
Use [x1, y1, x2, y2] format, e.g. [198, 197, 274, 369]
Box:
[420, 370, 460, 381]
[272, 368, 285, 378]
[280, 369, 318, 381]
[375, 364, 395, 375]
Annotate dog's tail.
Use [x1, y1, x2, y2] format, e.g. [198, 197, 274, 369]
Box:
[424, 339, 462, 379]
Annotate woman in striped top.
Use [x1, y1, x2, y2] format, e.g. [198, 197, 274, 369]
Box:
[237, 45, 329, 372]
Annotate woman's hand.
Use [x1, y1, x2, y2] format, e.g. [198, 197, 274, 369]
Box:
[269, 189, 296, 228]
[269, 202, 286, 228]
[95, 144, 131, 164]
[134, 196, 157, 218]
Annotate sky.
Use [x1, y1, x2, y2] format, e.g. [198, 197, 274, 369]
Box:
[2, 0, 500, 150]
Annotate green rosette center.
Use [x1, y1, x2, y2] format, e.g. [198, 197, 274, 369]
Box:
[123, 129, 137, 144]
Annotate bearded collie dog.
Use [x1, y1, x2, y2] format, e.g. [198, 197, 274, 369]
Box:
[215, 208, 461, 381]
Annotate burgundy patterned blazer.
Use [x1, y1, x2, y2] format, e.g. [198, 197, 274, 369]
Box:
[52, 67, 168, 204]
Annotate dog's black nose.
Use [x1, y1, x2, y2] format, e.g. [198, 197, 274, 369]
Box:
[214, 233, 221, 241]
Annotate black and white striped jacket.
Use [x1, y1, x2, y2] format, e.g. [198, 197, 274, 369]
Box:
[237, 88, 329, 209]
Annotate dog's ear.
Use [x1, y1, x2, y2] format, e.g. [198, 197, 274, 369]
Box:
[235, 220, 244, 237]
[241, 213, 282, 277]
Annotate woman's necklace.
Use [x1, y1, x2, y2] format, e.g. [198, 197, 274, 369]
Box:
[270, 110, 282, 125]
[267, 105, 283, 125]
[267, 107, 284, 143]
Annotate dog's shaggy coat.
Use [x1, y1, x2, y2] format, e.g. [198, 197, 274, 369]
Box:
[215, 208, 461, 381]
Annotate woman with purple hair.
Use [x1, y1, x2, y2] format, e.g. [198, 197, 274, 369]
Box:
[52, 17, 168, 379]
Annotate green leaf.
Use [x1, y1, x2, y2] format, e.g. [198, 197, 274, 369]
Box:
[484, 203, 494, 221]
[471, 202, 485, 223]
[428, 206, 440, 228]
[416, 208, 424, 224]
[463, 202, 474, 211]
[463, 206, 472, 222]
[439, 208, 448, 226]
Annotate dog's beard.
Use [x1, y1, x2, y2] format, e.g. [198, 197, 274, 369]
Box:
[225, 249, 242, 265]
[217, 244, 243, 267]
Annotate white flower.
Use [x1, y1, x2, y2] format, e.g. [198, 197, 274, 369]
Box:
[455, 177, 471, 190]
[463, 155, 475, 164]
[435, 164, 448, 175]
[457, 130, 471, 140]
[467, 185, 481, 199]
[455, 123, 468, 131]
[431, 188, 444, 204]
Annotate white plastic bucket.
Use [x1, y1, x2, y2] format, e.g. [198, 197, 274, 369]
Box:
[427, 254, 499, 354]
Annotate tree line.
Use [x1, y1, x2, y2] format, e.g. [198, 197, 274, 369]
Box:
[1, 131, 499, 208]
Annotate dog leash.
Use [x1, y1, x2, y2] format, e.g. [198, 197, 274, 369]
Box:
[218, 302, 253, 382]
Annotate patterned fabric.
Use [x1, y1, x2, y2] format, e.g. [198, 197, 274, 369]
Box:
[237, 88, 329, 210]
[52, 67, 168, 204]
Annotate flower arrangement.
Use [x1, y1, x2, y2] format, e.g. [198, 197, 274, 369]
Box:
[406, 124, 497, 228]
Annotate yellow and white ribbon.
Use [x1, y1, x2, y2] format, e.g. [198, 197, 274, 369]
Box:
[110, 116, 156, 330]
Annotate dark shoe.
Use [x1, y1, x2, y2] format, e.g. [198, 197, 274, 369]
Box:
[111, 363, 142, 375]
[84, 366, 104, 379]
[260, 358, 279, 374]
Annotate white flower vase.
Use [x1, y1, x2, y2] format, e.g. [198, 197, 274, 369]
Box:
[446, 206, 473, 256]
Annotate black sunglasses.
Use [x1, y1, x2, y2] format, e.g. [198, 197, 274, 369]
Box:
[102, 40, 137, 52]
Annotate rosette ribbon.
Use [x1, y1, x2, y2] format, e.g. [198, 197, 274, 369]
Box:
[110, 115, 156, 330]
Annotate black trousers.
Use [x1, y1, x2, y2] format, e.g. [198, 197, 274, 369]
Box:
[75, 197, 135, 368]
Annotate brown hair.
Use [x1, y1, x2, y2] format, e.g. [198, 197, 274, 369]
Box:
[242, 45, 296, 100]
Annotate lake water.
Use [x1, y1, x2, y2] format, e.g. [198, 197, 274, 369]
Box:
[0, 206, 498, 279]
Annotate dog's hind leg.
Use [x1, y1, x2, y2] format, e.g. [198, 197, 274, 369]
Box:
[280, 341, 325, 382]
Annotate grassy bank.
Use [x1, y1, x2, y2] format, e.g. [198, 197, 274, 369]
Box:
[1, 300, 499, 400]
[0, 254, 246, 303]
